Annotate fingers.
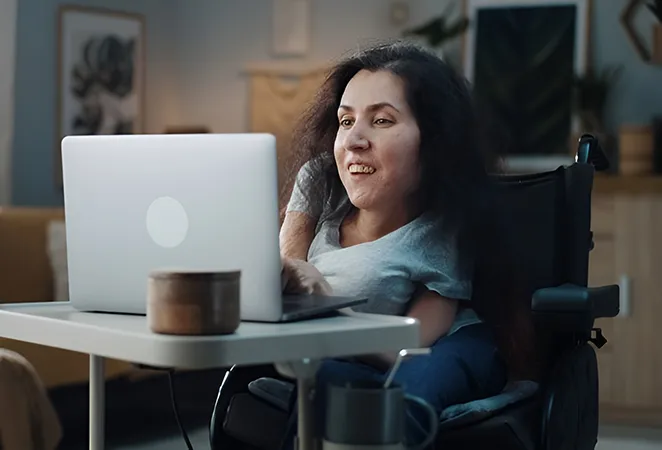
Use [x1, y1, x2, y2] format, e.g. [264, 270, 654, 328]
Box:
[300, 279, 333, 296]
[283, 277, 329, 296]
[318, 279, 333, 296]
[281, 268, 288, 290]
[280, 258, 333, 296]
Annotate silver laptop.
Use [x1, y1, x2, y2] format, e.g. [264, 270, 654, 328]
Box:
[61, 133, 365, 322]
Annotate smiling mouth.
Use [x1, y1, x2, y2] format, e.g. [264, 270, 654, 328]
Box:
[348, 164, 375, 174]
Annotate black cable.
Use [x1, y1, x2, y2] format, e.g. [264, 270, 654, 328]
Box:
[168, 370, 194, 450]
[278, 387, 299, 450]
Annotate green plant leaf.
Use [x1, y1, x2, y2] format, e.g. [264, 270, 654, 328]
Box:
[403, 16, 469, 47]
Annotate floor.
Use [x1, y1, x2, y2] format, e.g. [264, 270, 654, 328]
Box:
[113, 425, 662, 450]
[596, 425, 662, 450]
[110, 427, 209, 450]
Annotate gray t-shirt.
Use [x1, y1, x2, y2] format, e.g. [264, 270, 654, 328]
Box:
[286, 161, 481, 335]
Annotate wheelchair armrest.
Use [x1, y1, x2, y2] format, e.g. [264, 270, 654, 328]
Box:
[532, 283, 620, 333]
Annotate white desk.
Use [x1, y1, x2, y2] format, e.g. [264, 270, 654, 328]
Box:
[0, 302, 419, 450]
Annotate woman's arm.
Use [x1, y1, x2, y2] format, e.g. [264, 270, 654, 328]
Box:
[279, 211, 316, 260]
[280, 212, 333, 294]
[408, 290, 458, 347]
[358, 290, 458, 369]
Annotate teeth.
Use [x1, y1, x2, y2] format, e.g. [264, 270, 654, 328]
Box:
[349, 164, 375, 174]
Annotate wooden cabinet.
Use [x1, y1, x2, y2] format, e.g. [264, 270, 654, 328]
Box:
[589, 180, 662, 426]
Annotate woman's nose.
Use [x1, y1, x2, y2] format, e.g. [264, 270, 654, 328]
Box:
[344, 126, 369, 152]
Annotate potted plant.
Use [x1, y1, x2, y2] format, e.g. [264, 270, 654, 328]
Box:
[572, 65, 622, 171]
[573, 65, 622, 133]
[648, 0, 662, 64]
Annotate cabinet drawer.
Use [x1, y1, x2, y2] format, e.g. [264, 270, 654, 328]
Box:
[591, 195, 614, 237]
[589, 236, 615, 353]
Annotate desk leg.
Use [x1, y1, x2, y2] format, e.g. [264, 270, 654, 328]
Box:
[296, 374, 315, 450]
[89, 354, 105, 450]
[275, 359, 321, 450]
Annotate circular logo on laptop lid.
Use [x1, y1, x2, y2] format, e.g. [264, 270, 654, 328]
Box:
[146, 196, 189, 248]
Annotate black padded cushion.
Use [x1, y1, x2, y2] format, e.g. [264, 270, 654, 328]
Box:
[224, 388, 542, 450]
[436, 397, 541, 450]
[248, 377, 295, 412]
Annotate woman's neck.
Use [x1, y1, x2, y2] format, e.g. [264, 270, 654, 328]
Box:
[351, 204, 417, 242]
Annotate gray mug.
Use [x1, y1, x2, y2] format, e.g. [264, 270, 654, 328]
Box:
[323, 380, 438, 450]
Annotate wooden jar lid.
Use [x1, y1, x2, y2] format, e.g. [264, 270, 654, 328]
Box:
[149, 270, 241, 282]
[147, 270, 241, 335]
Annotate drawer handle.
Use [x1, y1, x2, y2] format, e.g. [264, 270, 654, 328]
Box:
[618, 274, 632, 318]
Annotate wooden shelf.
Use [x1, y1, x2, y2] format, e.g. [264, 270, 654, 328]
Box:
[593, 175, 662, 195]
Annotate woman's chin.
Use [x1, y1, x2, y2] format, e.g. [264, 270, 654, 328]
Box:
[347, 192, 377, 211]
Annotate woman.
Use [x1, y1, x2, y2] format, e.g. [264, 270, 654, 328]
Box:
[217, 41, 537, 449]
[277, 41, 536, 443]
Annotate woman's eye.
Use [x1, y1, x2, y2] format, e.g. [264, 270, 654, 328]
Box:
[340, 118, 353, 127]
[375, 118, 392, 125]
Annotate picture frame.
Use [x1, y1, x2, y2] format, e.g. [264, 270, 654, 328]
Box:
[461, 0, 592, 173]
[620, 0, 662, 65]
[55, 5, 145, 185]
[462, 0, 591, 84]
[272, 0, 311, 56]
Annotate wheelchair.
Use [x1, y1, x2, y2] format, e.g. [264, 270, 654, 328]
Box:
[209, 134, 619, 450]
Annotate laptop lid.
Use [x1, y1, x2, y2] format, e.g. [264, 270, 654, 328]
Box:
[61, 133, 283, 321]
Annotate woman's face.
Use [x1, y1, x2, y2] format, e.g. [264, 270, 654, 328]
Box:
[334, 69, 421, 212]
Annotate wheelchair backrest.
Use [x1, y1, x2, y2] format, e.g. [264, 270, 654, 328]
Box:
[492, 163, 594, 293]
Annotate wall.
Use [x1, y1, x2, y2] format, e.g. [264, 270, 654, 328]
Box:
[169, 0, 662, 134]
[170, 0, 408, 135]
[409, 0, 662, 133]
[444, 0, 662, 132]
[0, 0, 17, 206]
[11, 0, 407, 206]
[11, 0, 178, 206]
[592, 0, 662, 131]
[10, 0, 662, 205]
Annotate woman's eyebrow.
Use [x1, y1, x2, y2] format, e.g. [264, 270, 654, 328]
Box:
[338, 102, 400, 113]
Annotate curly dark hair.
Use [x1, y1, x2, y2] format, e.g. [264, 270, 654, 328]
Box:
[282, 41, 538, 380]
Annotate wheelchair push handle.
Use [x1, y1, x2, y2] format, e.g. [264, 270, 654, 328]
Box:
[576, 134, 610, 172]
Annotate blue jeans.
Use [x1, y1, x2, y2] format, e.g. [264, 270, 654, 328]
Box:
[288, 323, 507, 449]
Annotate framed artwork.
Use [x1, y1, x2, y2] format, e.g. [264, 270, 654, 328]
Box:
[462, 0, 592, 173]
[0, 0, 17, 205]
[620, 0, 662, 64]
[272, 0, 311, 56]
[56, 5, 145, 184]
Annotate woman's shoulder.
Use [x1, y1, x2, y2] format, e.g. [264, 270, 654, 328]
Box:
[397, 213, 466, 266]
[405, 213, 473, 299]
[402, 212, 448, 243]
[315, 187, 351, 233]
[286, 157, 335, 219]
[285, 157, 348, 232]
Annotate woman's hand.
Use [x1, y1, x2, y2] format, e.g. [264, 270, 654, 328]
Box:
[281, 257, 333, 295]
